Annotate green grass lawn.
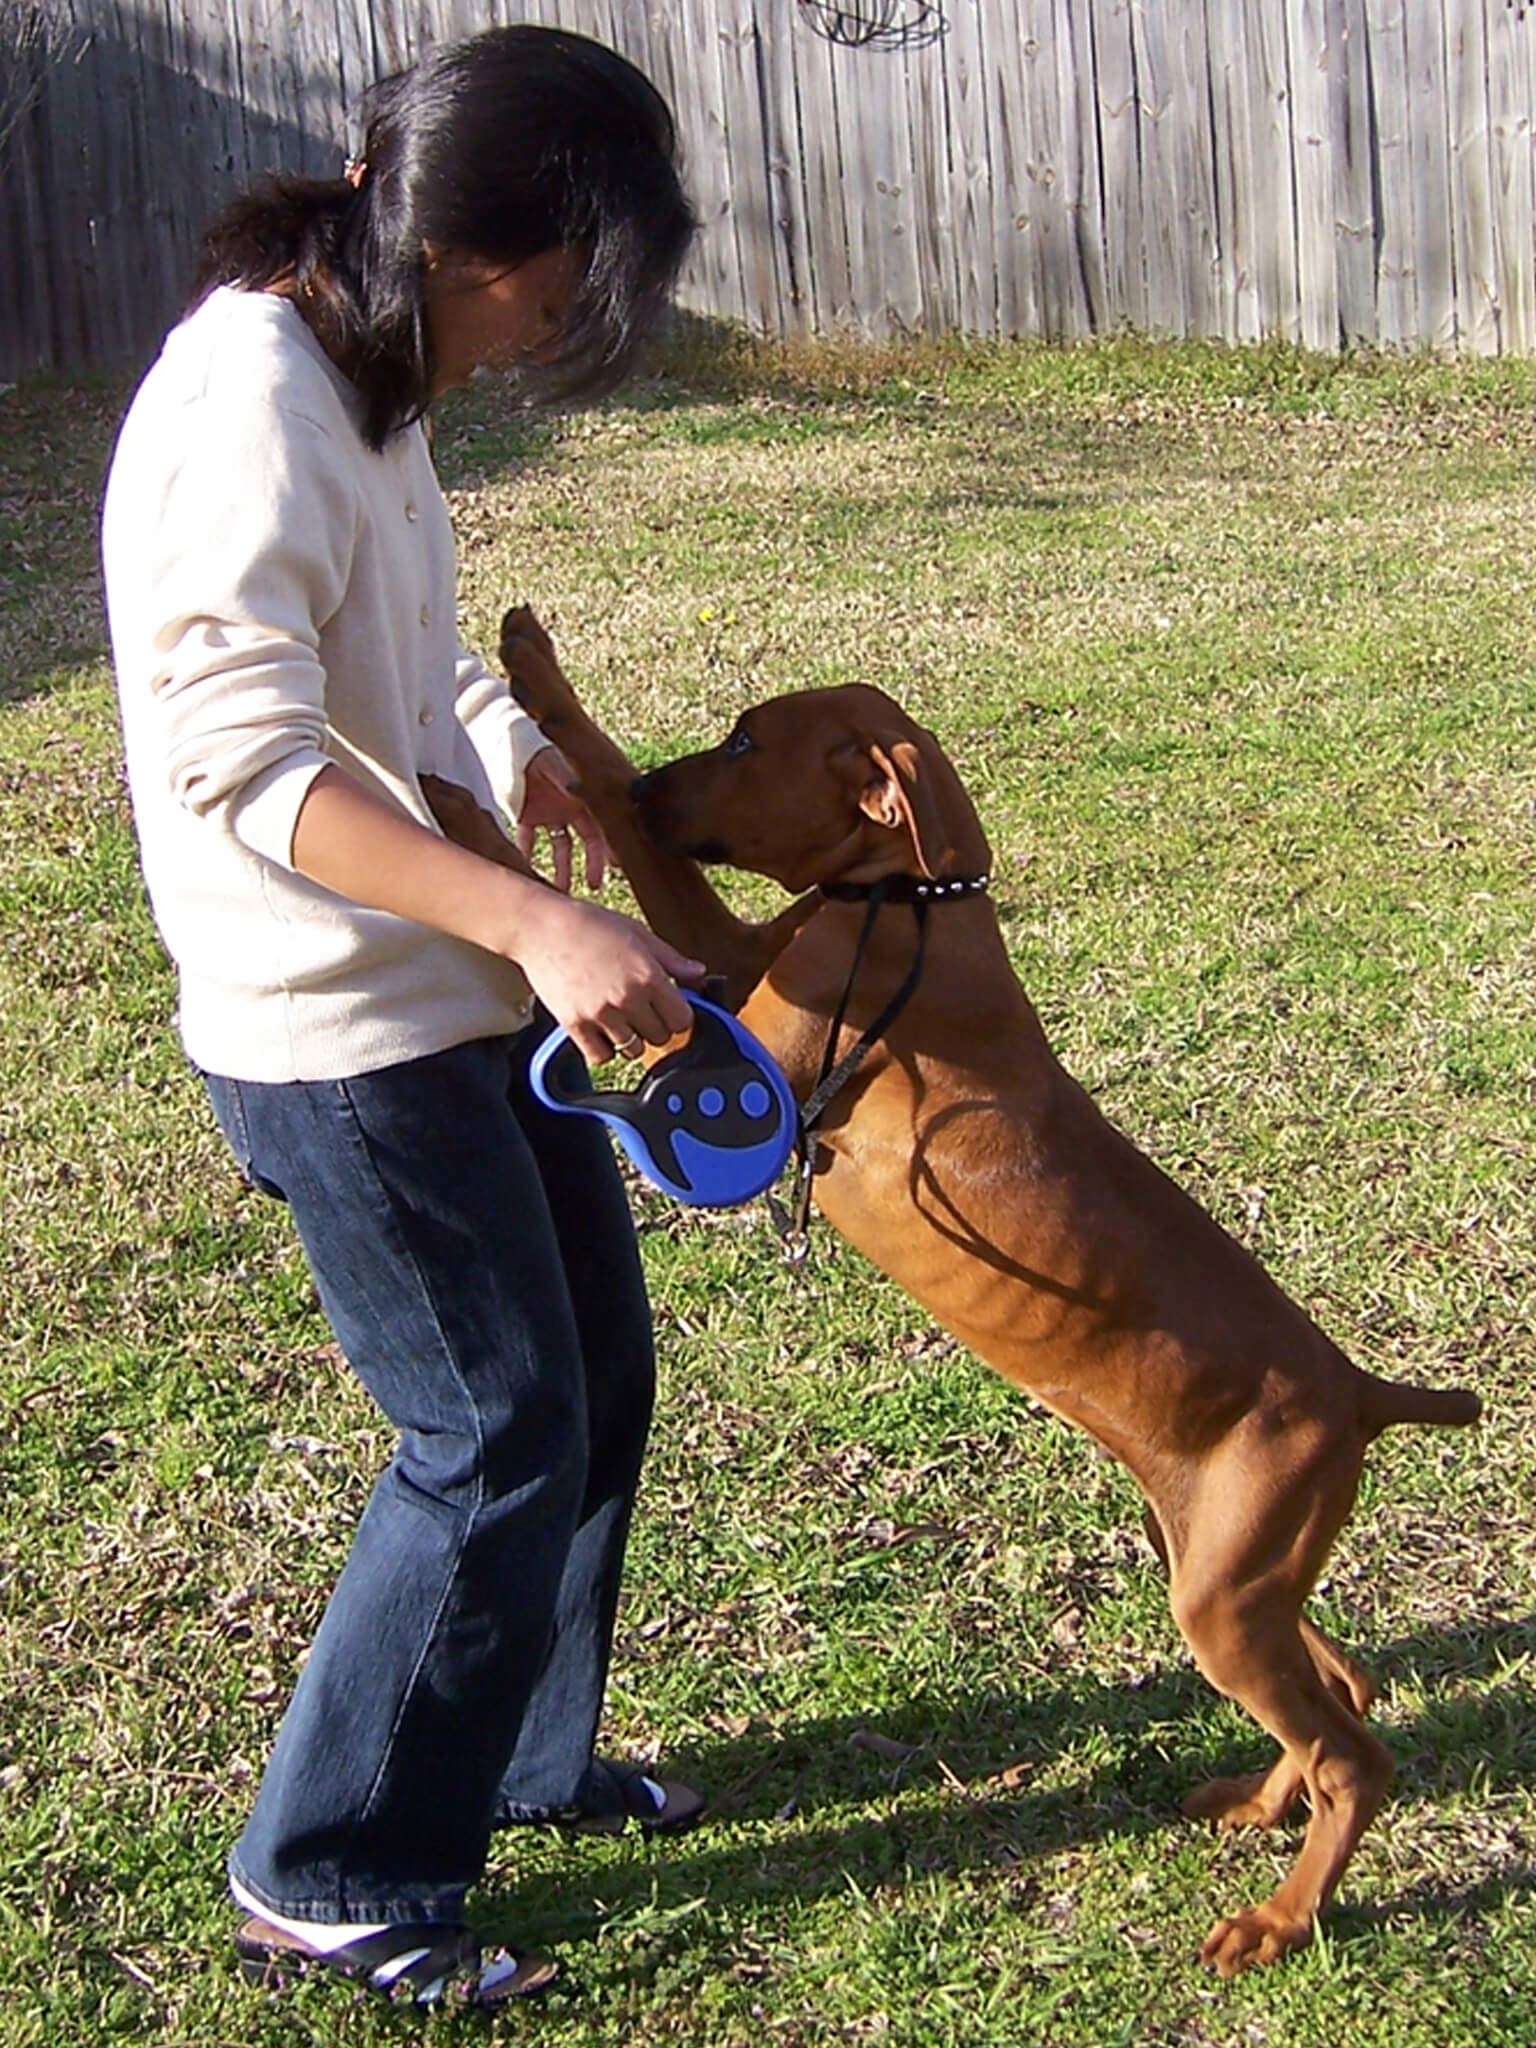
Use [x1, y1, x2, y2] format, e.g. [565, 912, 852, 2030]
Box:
[1, 326, 1533, 2047]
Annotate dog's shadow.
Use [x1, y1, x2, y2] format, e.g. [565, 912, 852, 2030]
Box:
[482, 1613, 1536, 1953]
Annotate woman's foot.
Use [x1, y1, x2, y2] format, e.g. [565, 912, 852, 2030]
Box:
[498, 1755, 706, 1836]
[234, 1914, 557, 2007]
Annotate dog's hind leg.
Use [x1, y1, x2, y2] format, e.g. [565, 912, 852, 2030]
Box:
[1143, 1498, 1378, 1837]
[1180, 1617, 1377, 1831]
[1299, 1616, 1376, 1717]
[1167, 1432, 1393, 1972]
[1143, 1505, 1303, 1828]
[1178, 1609, 1391, 1972]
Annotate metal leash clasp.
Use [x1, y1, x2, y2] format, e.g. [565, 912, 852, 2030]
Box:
[768, 1149, 817, 1265]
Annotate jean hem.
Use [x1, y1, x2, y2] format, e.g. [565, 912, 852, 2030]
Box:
[228, 1852, 468, 1929]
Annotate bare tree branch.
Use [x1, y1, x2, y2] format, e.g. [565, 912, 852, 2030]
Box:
[0, 3, 91, 168]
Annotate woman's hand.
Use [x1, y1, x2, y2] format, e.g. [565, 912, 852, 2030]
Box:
[511, 887, 705, 1064]
[515, 743, 609, 893]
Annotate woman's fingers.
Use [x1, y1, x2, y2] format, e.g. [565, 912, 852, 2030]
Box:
[655, 939, 707, 987]
[516, 744, 609, 892]
[574, 812, 610, 891]
[548, 826, 573, 894]
[511, 891, 707, 1058]
[568, 1019, 620, 1066]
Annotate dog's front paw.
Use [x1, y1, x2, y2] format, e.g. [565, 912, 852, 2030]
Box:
[498, 606, 588, 732]
[420, 773, 532, 876]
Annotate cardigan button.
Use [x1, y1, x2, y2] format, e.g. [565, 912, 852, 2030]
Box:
[418, 706, 434, 726]
[418, 603, 431, 626]
[404, 501, 419, 522]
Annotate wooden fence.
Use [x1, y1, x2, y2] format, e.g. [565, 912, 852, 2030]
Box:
[4, 0, 1536, 378]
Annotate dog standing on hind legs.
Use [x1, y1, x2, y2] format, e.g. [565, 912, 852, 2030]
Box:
[431, 604, 1481, 1974]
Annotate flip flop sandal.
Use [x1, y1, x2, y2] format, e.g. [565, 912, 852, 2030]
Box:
[500, 1756, 707, 1837]
[234, 1913, 558, 2007]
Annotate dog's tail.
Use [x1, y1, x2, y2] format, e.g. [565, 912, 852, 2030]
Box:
[1361, 1372, 1482, 1436]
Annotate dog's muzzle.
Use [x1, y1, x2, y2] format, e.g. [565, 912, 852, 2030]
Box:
[630, 770, 730, 863]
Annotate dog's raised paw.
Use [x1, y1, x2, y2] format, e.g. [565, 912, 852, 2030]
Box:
[498, 606, 587, 730]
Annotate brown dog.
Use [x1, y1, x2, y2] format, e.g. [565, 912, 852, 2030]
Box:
[436, 607, 1481, 1975]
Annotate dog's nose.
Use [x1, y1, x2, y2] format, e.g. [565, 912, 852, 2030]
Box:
[629, 771, 654, 801]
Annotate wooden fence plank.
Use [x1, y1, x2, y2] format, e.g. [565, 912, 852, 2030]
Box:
[1246, 0, 1301, 337]
[902, 17, 959, 332]
[236, 0, 292, 176]
[1012, 0, 1094, 338]
[715, 0, 783, 334]
[1292, 0, 1341, 348]
[5, 88, 56, 371]
[1090, 0, 1147, 333]
[1135, 0, 1220, 336]
[285, 0, 347, 170]
[91, 0, 157, 364]
[44, 5, 107, 366]
[626, 1, 707, 318]
[1206, 0, 1260, 338]
[671, 0, 751, 329]
[1405, 0, 1456, 348]
[1131, 0, 1183, 334]
[755, 1, 814, 334]
[1489, 0, 1536, 350]
[1060, 0, 1109, 332]
[827, 31, 892, 337]
[1449, 0, 1500, 350]
[1328, 0, 1378, 345]
[943, 0, 999, 333]
[792, 11, 857, 330]
[149, 0, 212, 317]
[368, 0, 415, 86]
[860, 32, 924, 335]
[1174, 0, 1220, 334]
[330, 0, 375, 153]
[1365, 0, 1416, 344]
[989, 0, 1042, 335]
[23, 15, 67, 368]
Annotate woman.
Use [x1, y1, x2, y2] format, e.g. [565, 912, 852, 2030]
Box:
[103, 24, 705, 2009]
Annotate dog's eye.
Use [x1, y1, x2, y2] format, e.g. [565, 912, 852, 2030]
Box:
[724, 726, 754, 758]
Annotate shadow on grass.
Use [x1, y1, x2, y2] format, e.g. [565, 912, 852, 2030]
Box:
[483, 1612, 1536, 1950]
[0, 378, 128, 710]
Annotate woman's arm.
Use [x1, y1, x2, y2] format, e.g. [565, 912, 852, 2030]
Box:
[292, 764, 702, 1061]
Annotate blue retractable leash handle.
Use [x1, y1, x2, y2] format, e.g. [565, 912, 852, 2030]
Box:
[529, 992, 798, 1207]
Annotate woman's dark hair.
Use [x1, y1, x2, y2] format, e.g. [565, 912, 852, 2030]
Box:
[191, 26, 695, 447]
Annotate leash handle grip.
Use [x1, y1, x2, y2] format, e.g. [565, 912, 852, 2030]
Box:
[529, 993, 798, 1208]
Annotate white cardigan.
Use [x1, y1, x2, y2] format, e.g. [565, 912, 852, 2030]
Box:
[103, 287, 551, 1082]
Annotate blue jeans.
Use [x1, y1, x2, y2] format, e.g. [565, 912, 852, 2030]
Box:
[203, 1026, 654, 1925]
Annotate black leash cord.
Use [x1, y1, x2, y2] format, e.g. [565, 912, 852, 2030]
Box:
[772, 880, 930, 1260]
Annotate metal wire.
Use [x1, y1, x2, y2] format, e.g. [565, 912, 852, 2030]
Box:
[795, 0, 947, 51]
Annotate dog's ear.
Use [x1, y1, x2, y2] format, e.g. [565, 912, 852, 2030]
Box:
[858, 737, 955, 879]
